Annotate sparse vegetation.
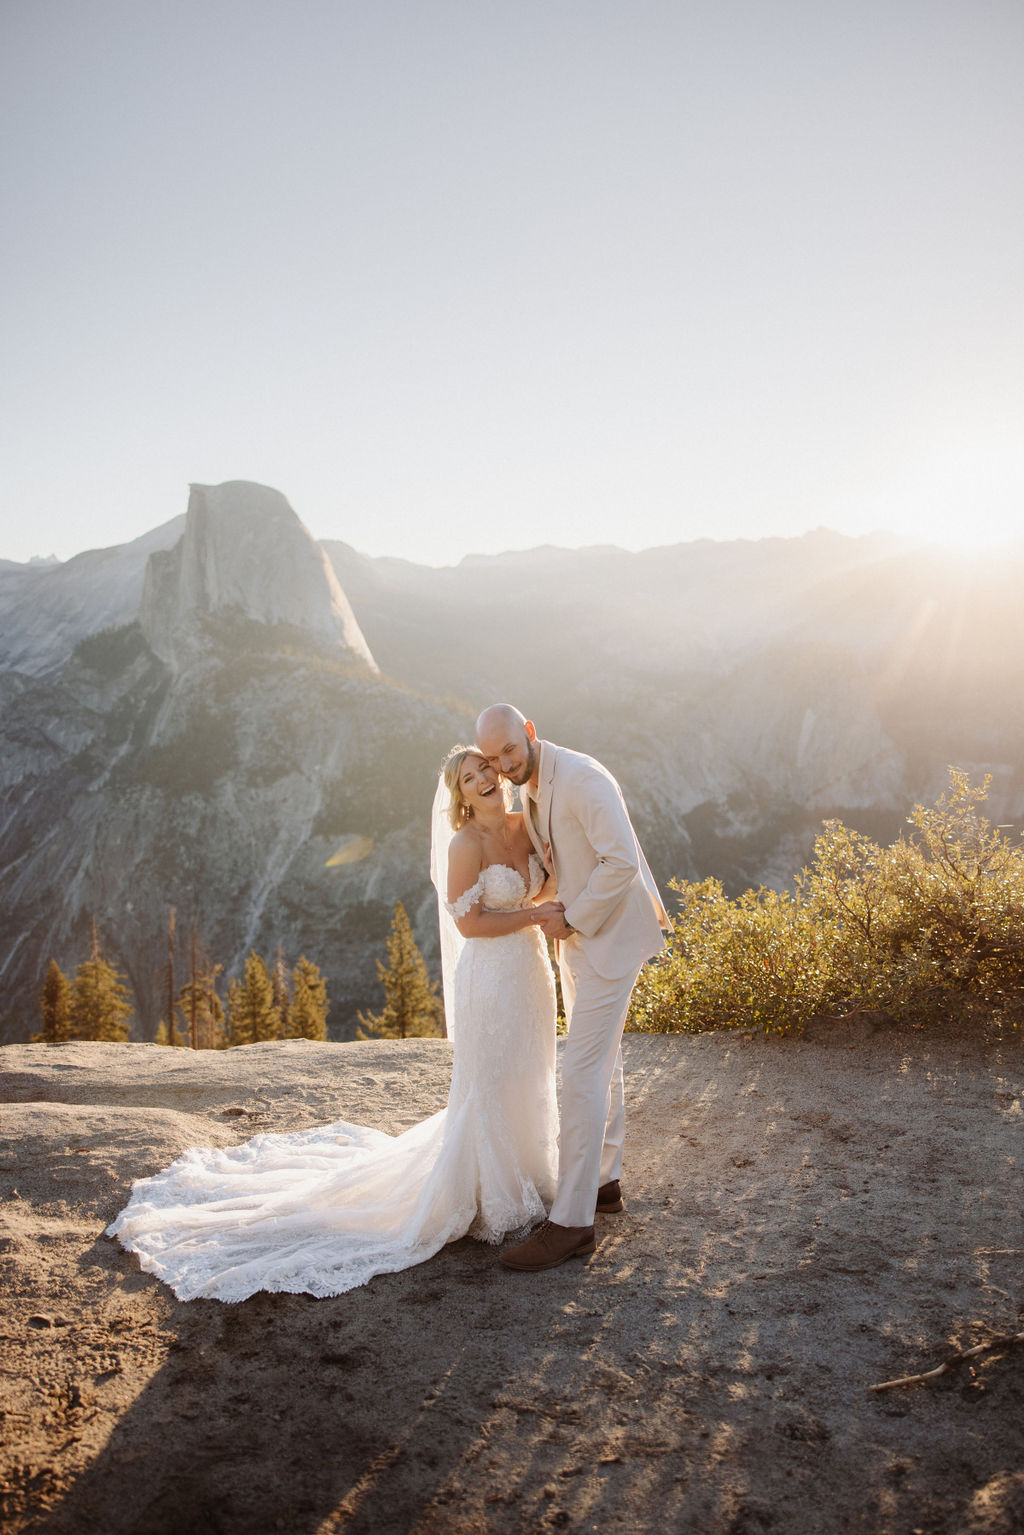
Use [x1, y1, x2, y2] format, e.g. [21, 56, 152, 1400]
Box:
[71, 622, 148, 678]
[630, 771, 1024, 1036]
[129, 703, 238, 795]
[35, 921, 329, 1048]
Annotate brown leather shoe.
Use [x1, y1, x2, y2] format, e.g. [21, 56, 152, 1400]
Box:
[596, 1180, 624, 1214]
[499, 1220, 597, 1271]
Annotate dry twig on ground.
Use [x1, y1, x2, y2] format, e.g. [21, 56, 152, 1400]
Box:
[869, 1331, 1024, 1392]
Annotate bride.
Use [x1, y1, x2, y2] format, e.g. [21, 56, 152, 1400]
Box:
[107, 746, 564, 1301]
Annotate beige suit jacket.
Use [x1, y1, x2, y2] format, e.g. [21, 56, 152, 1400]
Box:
[523, 741, 669, 981]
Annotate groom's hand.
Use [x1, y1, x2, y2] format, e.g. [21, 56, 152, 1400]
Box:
[537, 906, 574, 940]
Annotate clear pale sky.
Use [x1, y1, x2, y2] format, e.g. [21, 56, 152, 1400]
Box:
[2, 0, 1022, 566]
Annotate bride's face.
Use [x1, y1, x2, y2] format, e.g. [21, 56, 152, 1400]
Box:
[459, 754, 501, 813]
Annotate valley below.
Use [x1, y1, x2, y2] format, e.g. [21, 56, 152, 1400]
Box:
[3, 480, 1024, 1041]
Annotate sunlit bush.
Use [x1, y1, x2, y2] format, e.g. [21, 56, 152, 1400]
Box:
[629, 771, 1024, 1035]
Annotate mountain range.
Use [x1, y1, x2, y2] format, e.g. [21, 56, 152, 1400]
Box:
[2, 479, 1022, 1042]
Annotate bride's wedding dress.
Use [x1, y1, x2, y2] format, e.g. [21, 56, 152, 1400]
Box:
[107, 857, 558, 1302]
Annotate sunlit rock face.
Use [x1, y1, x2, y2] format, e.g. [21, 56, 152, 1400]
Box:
[140, 482, 376, 672]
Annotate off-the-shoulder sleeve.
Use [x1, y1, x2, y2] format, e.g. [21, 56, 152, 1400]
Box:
[446, 874, 486, 920]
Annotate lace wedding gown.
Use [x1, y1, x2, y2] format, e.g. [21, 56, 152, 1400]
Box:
[107, 858, 558, 1301]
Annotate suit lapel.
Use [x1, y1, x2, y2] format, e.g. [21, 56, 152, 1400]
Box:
[520, 742, 556, 861]
[536, 742, 555, 852]
[522, 792, 545, 858]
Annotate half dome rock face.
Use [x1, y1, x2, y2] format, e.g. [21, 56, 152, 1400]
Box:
[140, 482, 377, 671]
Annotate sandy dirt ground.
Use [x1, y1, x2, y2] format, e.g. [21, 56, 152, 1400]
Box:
[1, 1025, 1023, 1535]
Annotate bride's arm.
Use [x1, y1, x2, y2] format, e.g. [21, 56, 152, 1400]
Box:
[448, 836, 558, 939]
[457, 902, 563, 939]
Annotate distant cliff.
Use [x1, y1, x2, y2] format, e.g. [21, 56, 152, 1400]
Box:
[0, 484, 465, 1042]
[2, 483, 1023, 1042]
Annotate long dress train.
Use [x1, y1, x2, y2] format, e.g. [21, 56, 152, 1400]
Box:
[107, 860, 558, 1301]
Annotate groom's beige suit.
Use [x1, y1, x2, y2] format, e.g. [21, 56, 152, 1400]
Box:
[522, 740, 668, 1227]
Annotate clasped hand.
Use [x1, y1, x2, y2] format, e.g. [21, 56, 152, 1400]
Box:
[532, 900, 573, 940]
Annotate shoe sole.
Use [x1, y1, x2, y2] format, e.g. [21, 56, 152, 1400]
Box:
[499, 1239, 597, 1272]
[595, 1198, 624, 1214]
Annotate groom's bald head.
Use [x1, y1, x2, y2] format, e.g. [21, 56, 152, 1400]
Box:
[476, 703, 527, 740]
[475, 704, 539, 788]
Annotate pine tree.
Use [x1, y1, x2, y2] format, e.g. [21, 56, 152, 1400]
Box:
[177, 971, 226, 1049]
[272, 944, 291, 1036]
[357, 902, 445, 1040]
[70, 926, 134, 1041]
[35, 959, 73, 1043]
[226, 952, 282, 1046]
[157, 907, 185, 1045]
[289, 956, 330, 1040]
[176, 925, 224, 1049]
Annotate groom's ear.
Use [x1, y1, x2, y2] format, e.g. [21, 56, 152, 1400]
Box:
[525, 719, 537, 741]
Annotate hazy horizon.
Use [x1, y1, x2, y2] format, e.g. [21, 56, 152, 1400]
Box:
[0, 496, 949, 573]
[3, 1, 1022, 566]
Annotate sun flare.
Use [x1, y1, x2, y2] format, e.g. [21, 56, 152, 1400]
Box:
[865, 442, 1024, 552]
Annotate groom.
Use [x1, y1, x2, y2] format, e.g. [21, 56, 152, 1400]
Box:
[475, 705, 669, 1271]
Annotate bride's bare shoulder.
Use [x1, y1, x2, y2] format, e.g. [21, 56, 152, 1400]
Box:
[448, 824, 484, 876]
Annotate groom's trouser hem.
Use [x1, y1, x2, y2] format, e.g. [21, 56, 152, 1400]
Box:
[550, 944, 641, 1229]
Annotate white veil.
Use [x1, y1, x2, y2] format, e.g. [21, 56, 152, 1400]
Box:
[430, 772, 464, 1043]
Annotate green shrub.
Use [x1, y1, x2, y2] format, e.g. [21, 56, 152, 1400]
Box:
[630, 771, 1024, 1035]
[629, 878, 838, 1036]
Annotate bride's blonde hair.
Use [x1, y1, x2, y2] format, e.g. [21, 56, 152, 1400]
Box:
[441, 744, 507, 830]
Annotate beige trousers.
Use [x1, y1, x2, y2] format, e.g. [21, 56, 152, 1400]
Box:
[549, 940, 642, 1229]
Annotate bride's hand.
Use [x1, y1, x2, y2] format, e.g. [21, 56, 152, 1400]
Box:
[531, 901, 564, 924]
[541, 841, 555, 879]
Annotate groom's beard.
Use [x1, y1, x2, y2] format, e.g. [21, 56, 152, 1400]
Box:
[503, 739, 537, 787]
